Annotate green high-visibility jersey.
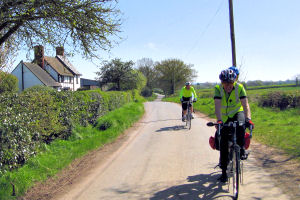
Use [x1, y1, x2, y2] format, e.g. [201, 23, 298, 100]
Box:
[179, 86, 197, 98]
[214, 82, 247, 122]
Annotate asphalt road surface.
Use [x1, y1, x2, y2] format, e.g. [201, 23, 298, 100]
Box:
[57, 94, 289, 200]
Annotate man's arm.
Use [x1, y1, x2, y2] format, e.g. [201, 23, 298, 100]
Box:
[192, 87, 198, 99]
[241, 97, 251, 119]
[214, 99, 222, 121]
[179, 87, 183, 99]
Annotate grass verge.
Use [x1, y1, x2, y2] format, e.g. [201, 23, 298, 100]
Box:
[250, 104, 300, 158]
[0, 102, 144, 200]
[163, 96, 300, 160]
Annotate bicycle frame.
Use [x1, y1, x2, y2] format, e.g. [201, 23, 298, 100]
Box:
[182, 100, 193, 130]
[227, 121, 241, 200]
[207, 121, 253, 200]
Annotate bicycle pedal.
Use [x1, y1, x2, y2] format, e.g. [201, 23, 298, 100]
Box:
[241, 153, 249, 160]
[214, 164, 220, 169]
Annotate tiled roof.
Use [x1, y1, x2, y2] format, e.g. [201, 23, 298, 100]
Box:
[44, 56, 74, 76]
[56, 55, 81, 75]
[23, 62, 61, 87]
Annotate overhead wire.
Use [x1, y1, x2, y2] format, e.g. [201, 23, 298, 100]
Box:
[184, 0, 226, 58]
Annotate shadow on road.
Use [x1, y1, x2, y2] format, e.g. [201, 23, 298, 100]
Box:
[150, 172, 235, 200]
[155, 125, 186, 132]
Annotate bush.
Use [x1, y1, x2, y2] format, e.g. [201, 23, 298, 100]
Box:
[0, 93, 38, 174]
[96, 119, 113, 130]
[141, 87, 153, 97]
[0, 86, 136, 174]
[258, 91, 300, 110]
[0, 71, 18, 93]
[197, 90, 214, 98]
[22, 88, 65, 143]
[76, 87, 90, 91]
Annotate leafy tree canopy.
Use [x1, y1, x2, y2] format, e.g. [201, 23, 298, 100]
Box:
[121, 70, 146, 91]
[155, 59, 197, 95]
[136, 58, 158, 90]
[0, 37, 17, 70]
[96, 58, 146, 91]
[0, 0, 121, 59]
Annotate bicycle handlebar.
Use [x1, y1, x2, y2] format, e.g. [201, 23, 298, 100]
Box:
[181, 100, 196, 104]
[207, 121, 253, 138]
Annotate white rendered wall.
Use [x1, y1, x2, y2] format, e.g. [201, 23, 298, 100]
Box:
[11, 62, 23, 91]
[11, 63, 44, 91]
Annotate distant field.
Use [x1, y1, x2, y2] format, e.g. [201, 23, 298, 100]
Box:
[164, 84, 300, 160]
[247, 86, 299, 94]
[247, 84, 297, 90]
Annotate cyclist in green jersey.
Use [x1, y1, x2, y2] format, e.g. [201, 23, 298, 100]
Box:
[180, 82, 197, 121]
[214, 68, 254, 182]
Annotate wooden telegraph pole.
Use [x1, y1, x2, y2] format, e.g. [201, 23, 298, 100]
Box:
[229, 0, 237, 67]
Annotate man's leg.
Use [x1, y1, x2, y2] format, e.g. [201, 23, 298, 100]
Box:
[190, 105, 194, 118]
[236, 112, 247, 159]
[182, 109, 187, 121]
[219, 127, 229, 182]
[182, 99, 188, 121]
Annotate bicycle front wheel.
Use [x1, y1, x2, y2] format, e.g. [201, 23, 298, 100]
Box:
[232, 148, 240, 199]
[186, 113, 191, 130]
[188, 113, 191, 129]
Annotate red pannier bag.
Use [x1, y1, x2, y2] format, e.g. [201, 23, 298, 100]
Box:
[244, 132, 251, 149]
[209, 133, 251, 150]
[209, 136, 216, 150]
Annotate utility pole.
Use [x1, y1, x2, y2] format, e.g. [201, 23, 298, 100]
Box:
[229, 0, 237, 67]
[172, 68, 175, 94]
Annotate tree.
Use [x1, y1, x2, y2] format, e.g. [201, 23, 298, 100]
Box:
[96, 58, 145, 91]
[121, 70, 146, 91]
[0, 0, 121, 59]
[155, 59, 197, 95]
[0, 38, 18, 71]
[136, 58, 158, 90]
[0, 71, 18, 93]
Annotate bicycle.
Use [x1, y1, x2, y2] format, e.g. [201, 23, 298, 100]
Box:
[207, 121, 253, 200]
[182, 100, 195, 130]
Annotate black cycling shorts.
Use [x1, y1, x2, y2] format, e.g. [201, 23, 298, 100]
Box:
[182, 97, 192, 110]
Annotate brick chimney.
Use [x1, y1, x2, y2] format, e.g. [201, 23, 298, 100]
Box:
[56, 47, 64, 56]
[34, 45, 44, 69]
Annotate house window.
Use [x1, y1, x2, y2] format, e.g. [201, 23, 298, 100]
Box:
[76, 76, 78, 84]
[69, 77, 72, 83]
[64, 76, 69, 83]
[61, 76, 64, 82]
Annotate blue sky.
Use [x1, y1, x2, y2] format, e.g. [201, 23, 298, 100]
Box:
[14, 0, 300, 83]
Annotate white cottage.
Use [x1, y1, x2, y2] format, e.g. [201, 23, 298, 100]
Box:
[11, 61, 61, 91]
[11, 45, 82, 91]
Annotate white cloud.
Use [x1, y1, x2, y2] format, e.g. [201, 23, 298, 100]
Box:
[145, 42, 157, 50]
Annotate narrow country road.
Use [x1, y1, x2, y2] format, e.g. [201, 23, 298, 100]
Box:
[57, 94, 289, 200]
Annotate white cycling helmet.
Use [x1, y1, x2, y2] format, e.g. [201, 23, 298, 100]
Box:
[185, 82, 192, 86]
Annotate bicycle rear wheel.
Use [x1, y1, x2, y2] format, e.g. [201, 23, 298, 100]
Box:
[188, 113, 191, 130]
[186, 112, 191, 130]
[231, 148, 240, 199]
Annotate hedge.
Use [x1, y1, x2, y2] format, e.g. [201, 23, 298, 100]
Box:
[257, 90, 300, 110]
[0, 86, 137, 174]
[0, 72, 18, 94]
